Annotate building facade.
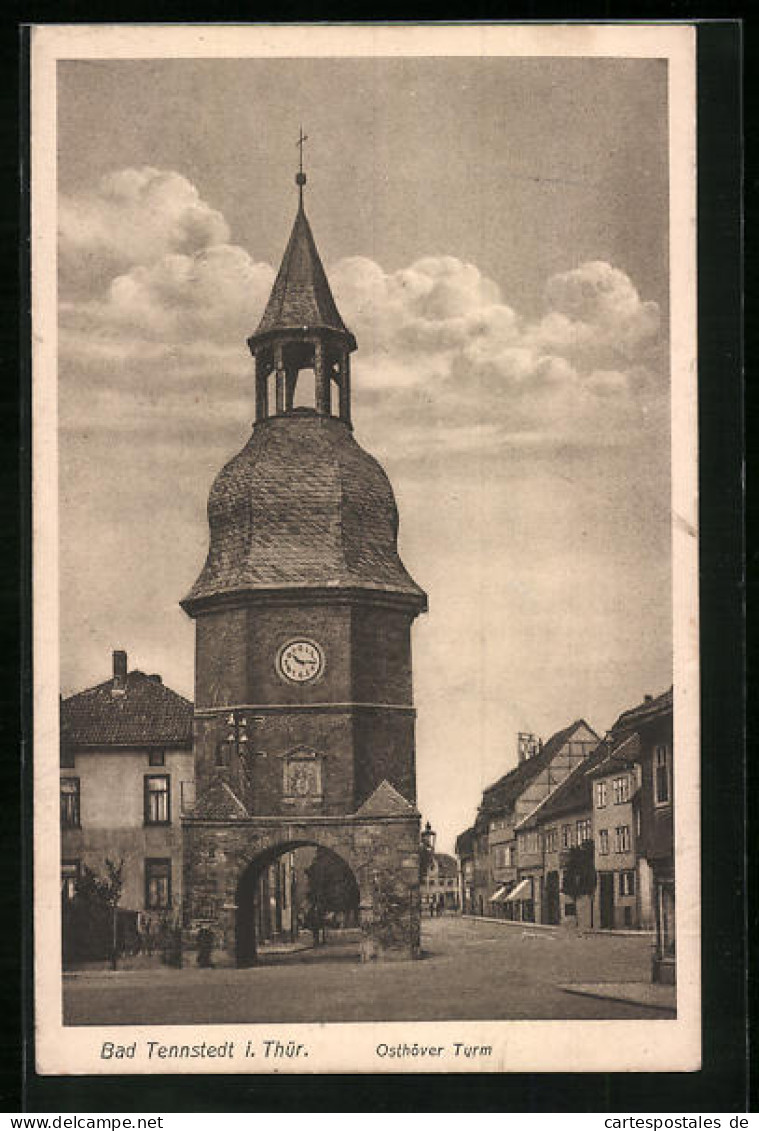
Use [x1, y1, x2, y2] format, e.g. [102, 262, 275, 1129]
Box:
[179, 171, 428, 965]
[514, 738, 609, 929]
[456, 688, 674, 977]
[512, 723, 665, 935]
[455, 827, 476, 915]
[619, 689, 674, 981]
[478, 720, 598, 921]
[60, 650, 194, 950]
[587, 733, 651, 930]
[420, 852, 459, 913]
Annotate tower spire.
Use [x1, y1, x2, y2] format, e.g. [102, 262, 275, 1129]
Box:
[247, 146, 356, 426]
[296, 126, 308, 209]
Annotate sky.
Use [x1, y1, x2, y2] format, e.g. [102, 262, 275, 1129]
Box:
[57, 55, 672, 853]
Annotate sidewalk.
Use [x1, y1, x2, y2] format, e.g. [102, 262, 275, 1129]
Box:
[461, 914, 654, 939]
[460, 914, 557, 933]
[257, 938, 313, 957]
[558, 981, 676, 1014]
[64, 936, 327, 977]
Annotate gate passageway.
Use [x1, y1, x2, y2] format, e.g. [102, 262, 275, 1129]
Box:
[235, 841, 362, 968]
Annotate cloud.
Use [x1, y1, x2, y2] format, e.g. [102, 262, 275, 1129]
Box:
[331, 253, 664, 444]
[536, 260, 661, 362]
[62, 244, 274, 349]
[58, 167, 666, 452]
[59, 167, 231, 295]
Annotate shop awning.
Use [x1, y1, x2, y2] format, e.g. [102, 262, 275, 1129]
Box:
[489, 886, 508, 903]
[504, 878, 533, 902]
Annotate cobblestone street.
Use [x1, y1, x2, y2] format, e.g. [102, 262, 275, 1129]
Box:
[63, 915, 673, 1026]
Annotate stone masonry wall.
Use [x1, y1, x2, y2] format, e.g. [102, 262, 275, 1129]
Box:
[183, 815, 421, 962]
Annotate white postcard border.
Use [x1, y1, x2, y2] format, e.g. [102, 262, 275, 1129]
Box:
[32, 21, 700, 1076]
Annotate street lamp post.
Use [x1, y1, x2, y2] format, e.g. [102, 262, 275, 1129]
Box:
[420, 820, 436, 916]
[421, 820, 436, 860]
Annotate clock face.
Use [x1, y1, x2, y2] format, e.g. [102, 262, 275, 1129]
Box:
[278, 639, 323, 684]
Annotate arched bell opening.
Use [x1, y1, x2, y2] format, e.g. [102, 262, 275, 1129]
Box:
[251, 336, 352, 426]
[235, 840, 362, 968]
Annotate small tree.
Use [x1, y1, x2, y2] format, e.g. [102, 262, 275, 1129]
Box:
[561, 841, 596, 927]
[305, 848, 360, 924]
[76, 858, 124, 968]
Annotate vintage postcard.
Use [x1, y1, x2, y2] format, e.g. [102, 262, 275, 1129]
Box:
[32, 23, 699, 1075]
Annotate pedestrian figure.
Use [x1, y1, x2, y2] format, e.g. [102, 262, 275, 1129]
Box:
[306, 901, 321, 947]
[196, 925, 214, 968]
[315, 903, 326, 946]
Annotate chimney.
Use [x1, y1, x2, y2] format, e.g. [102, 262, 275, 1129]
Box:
[518, 732, 540, 763]
[644, 694, 653, 703]
[112, 650, 127, 696]
[148, 674, 163, 684]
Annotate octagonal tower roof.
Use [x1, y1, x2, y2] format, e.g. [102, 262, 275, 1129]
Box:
[182, 412, 426, 614]
[251, 202, 355, 349]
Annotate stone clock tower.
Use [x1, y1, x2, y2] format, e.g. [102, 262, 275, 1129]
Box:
[181, 165, 427, 964]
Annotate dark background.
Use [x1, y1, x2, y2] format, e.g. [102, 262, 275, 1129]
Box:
[4, 13, 747, 1114]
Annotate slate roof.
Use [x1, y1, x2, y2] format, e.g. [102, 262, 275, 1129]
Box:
[60, 670, 193, 748]
[354, 779, 417, 818]
[480, 719, 597, 814]
[182, 413, 427, 611]
[252, 204, 354, 344]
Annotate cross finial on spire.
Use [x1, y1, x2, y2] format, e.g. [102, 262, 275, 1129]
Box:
[296, 126, 308, 207]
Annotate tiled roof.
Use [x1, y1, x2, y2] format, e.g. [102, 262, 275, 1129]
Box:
[480, 719, 597, 813]
[183, 413, 427, 611]
[188, 779, 249, 820]
[252, 204, 353, 342]
[613, 686, 673, 731]
[61, 670, 193, 748]
[433, 853, 458, 877]
[586, 731, 641, 778]
[455, 827, 475, 857]
[354, 779, 417, 818]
